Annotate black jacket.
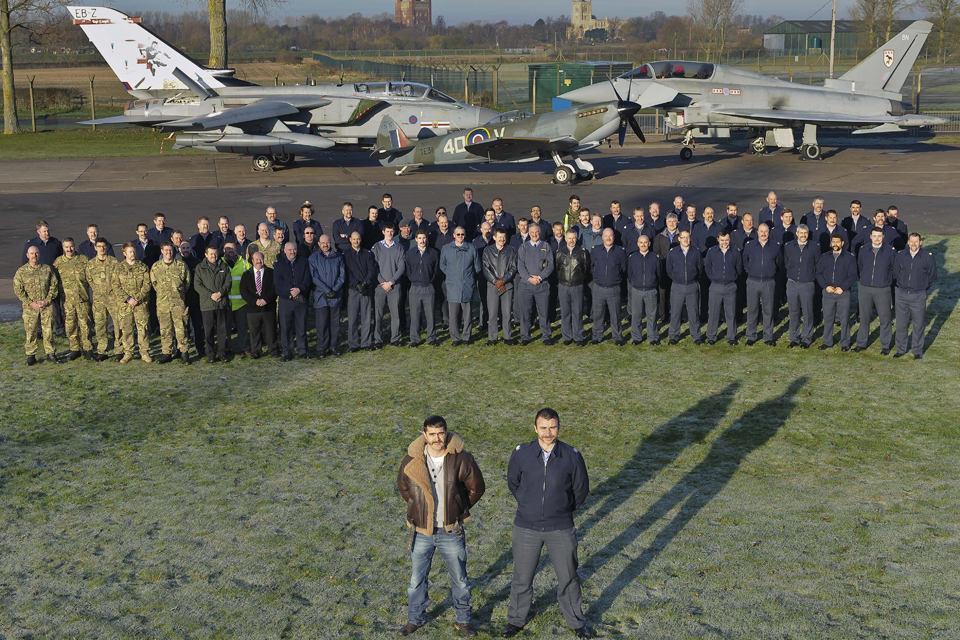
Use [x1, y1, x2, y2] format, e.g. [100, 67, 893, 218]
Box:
[783, 240, 820, 283]
[343, 247, 379, 291]
[628, 250, 661, 290]
[273, 255, 311, 302]
[704, 246, 741, 285]
[894, 249, 938, 293]
[590, 244, 626, 288]
[858, 243, 897, 288]
[666, 246, 702, 285]
[482, 244, 519, 289]
[508, 440, 589, 532]
[554, 244, 589, 287]
[404, 246, 439, 287]
[239, 267, 277, 312]
[816, 250, 857, 291]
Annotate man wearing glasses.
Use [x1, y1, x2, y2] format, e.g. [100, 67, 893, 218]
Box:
[439, 227, 480, 346]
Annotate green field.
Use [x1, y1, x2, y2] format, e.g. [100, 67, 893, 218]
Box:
[1, 238, 959, 638]
[0, 129, 203, 159]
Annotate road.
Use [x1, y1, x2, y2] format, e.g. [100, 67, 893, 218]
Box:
[2, 139, 958, 308]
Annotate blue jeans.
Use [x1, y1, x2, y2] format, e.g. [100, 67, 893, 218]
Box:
[407, 527, 471, 625]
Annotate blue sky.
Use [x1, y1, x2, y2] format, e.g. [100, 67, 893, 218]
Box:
[107, 1, 926, 25]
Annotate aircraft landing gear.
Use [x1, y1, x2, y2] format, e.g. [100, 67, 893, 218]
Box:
[799, 123, 821, 161]
[750, 136, 767, 156]
[551, 151, 576, 184]
[553, 164, 575, 185]
[800, 144, 821, 161]
[273, 153, 295, 167]
[572, 155, 596, 180]
[679, 129, 696, 161]
[252, 154, 275, 172]
[395, 165, 409, 176]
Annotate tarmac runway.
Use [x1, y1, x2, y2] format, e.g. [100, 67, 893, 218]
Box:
[2, 139, 958, 308]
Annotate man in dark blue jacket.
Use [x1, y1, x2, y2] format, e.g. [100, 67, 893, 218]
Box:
[273, 242, 312, 360]
[308, 235, 344, 357]
[666, 229, 703, 344]
[742, 223, 782, 346]
[783, 225, 820, 348]
[817, 233, 858, 351]
[405, 230, 440, 346]
[704, 230, 741, 345]
[855, 227, 898, 353]
[503, 408, 589, 640]
[627, 234, 661, 345]
[453, 188, 484, 241]
[332, 202, 364, 254]
[590, 229, 627, 345]
[894, 233, 937, 359]
[343, 231, 378, 352]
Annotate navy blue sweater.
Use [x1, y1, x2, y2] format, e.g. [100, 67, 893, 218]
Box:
[508, 440, 589, 532]
[704, 245, 741, 284]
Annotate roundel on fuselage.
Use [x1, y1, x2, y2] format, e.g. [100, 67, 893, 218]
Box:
[467, 128, 490, 144]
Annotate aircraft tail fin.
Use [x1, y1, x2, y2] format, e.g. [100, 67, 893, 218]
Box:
[827, 21, 931, 97]
[372, 116, 416, 161]
[68, 6, 226, 95]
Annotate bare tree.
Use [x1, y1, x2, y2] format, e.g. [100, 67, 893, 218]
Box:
[919, 0, 959, 62]
[882, 0, 914, 39]
[687, 0, 745, 61]
[850, 0, 883, 51]
[2, 0, 64, 134]
[202, 0, 283, 69]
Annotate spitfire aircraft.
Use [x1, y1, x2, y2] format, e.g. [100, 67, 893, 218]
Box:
[559, 21, 945, 161]
[68, 6, 495, 171]
[373, 86, 649, 183]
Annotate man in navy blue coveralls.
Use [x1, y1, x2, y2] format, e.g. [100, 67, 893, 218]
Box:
[503, 408, 590, 639]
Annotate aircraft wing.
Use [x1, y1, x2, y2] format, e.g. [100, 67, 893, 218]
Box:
[79, 115, 183, 126]
[465, 136, 579, 161]
[712, 108, 910, 126]
[159, 99, 331, 131]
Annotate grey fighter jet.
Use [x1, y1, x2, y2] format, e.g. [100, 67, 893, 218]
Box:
[372, 84, 648, 183]
[68, 6, 495, 171]
[559, 21, 945, 161]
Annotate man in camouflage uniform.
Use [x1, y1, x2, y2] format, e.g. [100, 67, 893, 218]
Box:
[53, 238, 94, 361]
[14, 246, 60, 365]
[85, 237, 118, 361]
[113, 243, 153, 363]
[250, 222, 283, 268]
[151, 241, 192, 364]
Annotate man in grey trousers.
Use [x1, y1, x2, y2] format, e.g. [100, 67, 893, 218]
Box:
[502, 408, 590, 639]
[893, 232, 938, 359]
[516, 224, 555, 345]
[371, 223, 406, 348]
[481, 228, 518, 345]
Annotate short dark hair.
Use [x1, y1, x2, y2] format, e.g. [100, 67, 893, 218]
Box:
[535, 407, 560, 426]
[517, 217, 529, 225]
[382, 223, 397, 233]
[908, 232, 921, 241]
[423, 415, 447, 431]
[493, 228, 506, 236]
[871, 226, 885, 234]
[160, 241, 174, 250]
[718, 230, 730, 238]
[62, 236, 74, 244]
[95, 237, 109, 246]
[569, 195, 580, 203]
[382, 192, 393, 200]
[485, 208, 496, 215]
[826, 209, 837, 216]
[850, 199, 861, 206]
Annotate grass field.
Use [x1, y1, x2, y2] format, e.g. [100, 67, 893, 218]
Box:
[0, 129, 204, 158]
[1, 238, 959, 639]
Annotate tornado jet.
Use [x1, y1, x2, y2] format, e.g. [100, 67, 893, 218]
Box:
[68, 6, 495, 171]
[559, 21, 945, 161]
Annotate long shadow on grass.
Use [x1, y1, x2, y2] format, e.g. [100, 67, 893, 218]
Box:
[469, 382, 740, 626]
[584, 376, 808, 622]
[920, 240, 956, 351]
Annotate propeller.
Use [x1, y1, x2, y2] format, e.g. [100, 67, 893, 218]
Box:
[608, 74, 645, 147]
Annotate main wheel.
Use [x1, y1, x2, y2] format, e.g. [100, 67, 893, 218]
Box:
[252, 154, 275, 172]
[750, 137, 766, 154]
[679, 147, 694, 161]
[554, 164, 574, 184]
[273, 153, 295, 166]
[802, 144, 821, 161]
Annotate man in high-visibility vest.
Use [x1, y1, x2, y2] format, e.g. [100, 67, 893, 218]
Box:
[223, 242, 252, 356]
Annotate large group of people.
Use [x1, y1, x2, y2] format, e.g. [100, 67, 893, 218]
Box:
[15, 188, 939, 365]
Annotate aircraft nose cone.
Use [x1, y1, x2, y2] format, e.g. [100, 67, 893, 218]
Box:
[477, 107, 498, 125]
[558, 86, 595, 103]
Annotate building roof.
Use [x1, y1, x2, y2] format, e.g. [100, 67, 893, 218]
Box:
[768, 19, 913, 34]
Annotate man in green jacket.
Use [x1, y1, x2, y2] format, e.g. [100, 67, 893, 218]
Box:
[194, 246, 232, 363]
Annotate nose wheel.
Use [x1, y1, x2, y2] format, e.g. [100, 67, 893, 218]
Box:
[800, 144, 821, 161]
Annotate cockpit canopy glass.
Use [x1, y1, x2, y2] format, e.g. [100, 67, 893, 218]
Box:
[620, 61, 715, 81]
[354, 81, 452, 99]
[486, 110, 533, 124]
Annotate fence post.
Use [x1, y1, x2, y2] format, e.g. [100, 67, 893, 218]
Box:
[532, 70, 537, 114]
[89, 75, 96, 131]
[493, 65, 498, 106]
[28, 75, 36, 133]
[464, 72, 469, 103]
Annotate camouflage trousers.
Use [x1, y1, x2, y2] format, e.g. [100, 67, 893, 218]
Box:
[22, 304, 56, 356]
[115, 302, 150, 358]
[157, 303, 190, 355]
[64, 299, 94, 352]
[91, 298, 116, 353]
